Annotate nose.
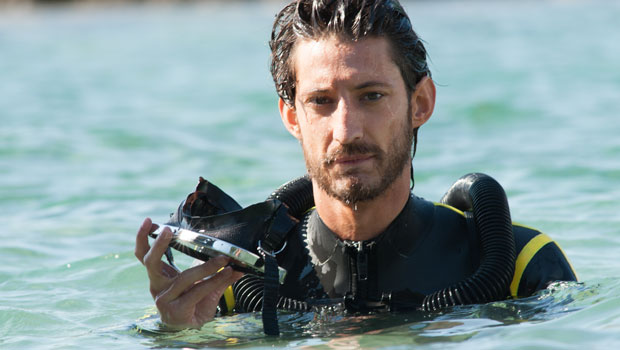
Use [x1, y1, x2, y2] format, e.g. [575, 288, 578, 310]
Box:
[331, 97, 363, 144]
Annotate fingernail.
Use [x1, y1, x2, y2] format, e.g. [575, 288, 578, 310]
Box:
[162, 228, 172, 239]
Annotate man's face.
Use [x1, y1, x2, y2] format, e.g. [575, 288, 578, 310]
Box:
[288, 36, 414, 204]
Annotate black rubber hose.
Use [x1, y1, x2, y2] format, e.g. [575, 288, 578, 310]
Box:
[234, 174, 516, 312]
[232, 176, 314, 312]
[233, 275, 310, 312]
[266, 174, 314, 220]
[422, 173, 516, 311]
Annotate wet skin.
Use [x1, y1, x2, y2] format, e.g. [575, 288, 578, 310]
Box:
[279, 36, 436, 241]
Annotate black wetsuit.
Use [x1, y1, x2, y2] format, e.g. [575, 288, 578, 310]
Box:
[264, 194, 577, 310]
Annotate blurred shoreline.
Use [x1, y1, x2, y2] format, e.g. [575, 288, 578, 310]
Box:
[0, 0, 283, 11]
[3, 0, 279, 2]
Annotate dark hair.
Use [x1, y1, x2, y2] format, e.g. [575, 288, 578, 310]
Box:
[269, 0, 431, 107]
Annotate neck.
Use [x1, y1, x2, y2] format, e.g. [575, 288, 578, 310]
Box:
[313, 168, 411, 241]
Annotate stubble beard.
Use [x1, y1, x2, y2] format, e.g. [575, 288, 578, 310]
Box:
[302, 105, 414, 205]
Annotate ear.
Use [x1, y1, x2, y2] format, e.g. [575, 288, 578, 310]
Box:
[279, 98, 302, 140]
[410, 76, 436, 128]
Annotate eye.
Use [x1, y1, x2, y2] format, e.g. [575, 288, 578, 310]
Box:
[308, 96, 333, 105]
[362, 92, 384, 102]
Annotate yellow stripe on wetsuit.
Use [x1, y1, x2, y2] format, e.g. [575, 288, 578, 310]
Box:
[217, 266, 235, 314]
[433, 204, 569, 298]
[509, 233, 553, 297]
[433, 203, 466, 217]
[223, 286, 235, 313]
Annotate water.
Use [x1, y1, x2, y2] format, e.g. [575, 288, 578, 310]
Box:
[1, 0, 619, 349]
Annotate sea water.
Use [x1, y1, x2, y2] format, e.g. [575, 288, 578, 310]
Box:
[1, 1, 619, 349]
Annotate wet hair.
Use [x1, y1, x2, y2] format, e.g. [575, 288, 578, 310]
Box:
[269, 0, 431, 162]
[269, 0, 431, 107]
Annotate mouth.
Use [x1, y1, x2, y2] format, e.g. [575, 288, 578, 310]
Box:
[331, 154, 374, 166]
[322, 142, 382, 168]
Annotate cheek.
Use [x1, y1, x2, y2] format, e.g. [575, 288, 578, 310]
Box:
[385, 102, 409, 125]
[299, 132, 320, 158]
[385, 102, 411, 128]
[299, 120, 330, 150]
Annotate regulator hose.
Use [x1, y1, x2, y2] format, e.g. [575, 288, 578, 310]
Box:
[422, 173, 516, 311]
[232, 176, 315, 312]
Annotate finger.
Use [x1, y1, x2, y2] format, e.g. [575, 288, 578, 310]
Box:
[209, 268, 244, 299]
[193, 269, 246, 325]
[135, 217, 156, 263]
[158, 255, 230, 303]
[209, 269, 244, 303]
[231, 270, 245, 282]
[143, 226, 173, 273]
[181, 266, 239, 308]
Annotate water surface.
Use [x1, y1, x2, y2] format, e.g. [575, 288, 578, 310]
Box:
[1, 1, 619, 349]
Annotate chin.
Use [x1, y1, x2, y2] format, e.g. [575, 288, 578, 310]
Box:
[332, 177, 383, 201]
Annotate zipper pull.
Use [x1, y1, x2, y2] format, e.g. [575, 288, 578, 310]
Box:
[356, 241, 368, 281]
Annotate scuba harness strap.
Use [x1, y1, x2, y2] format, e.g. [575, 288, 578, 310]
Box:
[257, 203, 298, 336]
[257, 247, 281, 336]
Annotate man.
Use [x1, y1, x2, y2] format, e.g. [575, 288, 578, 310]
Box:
[135, 0, 576, 329]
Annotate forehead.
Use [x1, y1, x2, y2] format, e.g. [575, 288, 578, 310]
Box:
[291, 36, 403, 91]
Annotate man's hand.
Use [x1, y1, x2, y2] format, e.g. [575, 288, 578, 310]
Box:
[135, 218, 243, 329]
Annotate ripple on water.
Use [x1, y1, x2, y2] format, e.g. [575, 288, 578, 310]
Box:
[125, 281, 595, 349]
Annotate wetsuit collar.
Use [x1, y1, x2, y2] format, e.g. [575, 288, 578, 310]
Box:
[309, 194, 419, 251]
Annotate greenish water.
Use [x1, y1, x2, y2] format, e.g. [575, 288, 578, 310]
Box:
[1, 1, 619, 349]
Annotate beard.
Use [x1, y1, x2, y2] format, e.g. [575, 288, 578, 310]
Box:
[302, 106, 414, 205]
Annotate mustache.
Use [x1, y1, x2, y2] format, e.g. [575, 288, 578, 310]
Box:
[322, 142, 383, 165]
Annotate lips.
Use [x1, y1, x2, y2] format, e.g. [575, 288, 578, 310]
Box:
[322, 142, 383, 167]
[333, 154, 374, 165]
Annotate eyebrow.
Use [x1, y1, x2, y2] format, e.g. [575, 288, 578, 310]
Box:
[303, 81, 391, 95]
[354, 81, 391, 90]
